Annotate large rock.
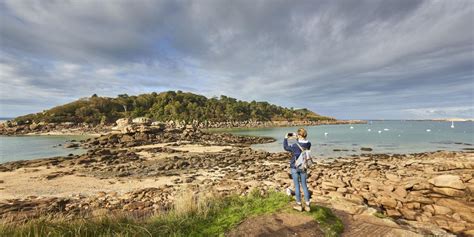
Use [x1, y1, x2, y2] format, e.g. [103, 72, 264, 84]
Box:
[422, 205, 434, 215]
[386, 209, 402, 217]
[114, 118, 133, 133]
[323, 179, 346, 188]
[151, 121, 166, 128]
[412, 182, 432, 191]
[435, 199, 474, 222]
[377, 196, 397, 209]
[448, 221, 466, 234]
[405, 202, 420, 210]
[406, 194, 434, 205]
[429, 175, 466, 190]
[344, 194, 365, 205]
[432, 205, 452, 215]
[330, 201, 364, 215]
[64, 143, 79, 148]
[393, 187, 407, 199]
[399, 208, 417, 220]
[116, 118, 131, 127]
[321, 181, 337, 191]
[432, 187, 465, 197]
[464, 229, 474, 236]
[132, 117, 152, 125]
[386, 173, 401, 182]
[120, 135, 134, 143]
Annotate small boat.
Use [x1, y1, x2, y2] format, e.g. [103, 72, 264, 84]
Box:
[451, 121, 454, 128]
[350, 126, 354, 129]
[426, 129, 431, 132]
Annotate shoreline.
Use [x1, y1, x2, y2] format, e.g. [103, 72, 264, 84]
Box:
[24, 131, 103, 137]
[1, 121, 472, 164]
[0, 119, 365, 136]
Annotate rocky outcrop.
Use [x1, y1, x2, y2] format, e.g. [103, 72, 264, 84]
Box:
[0, 187, 176, 223]
[84, 125, 274, 149]
[1, 118, 365, 135]
[428, 175, 466, 190]
[0, 126, 275, 173]
[304, 151, 474, 236]
[0, 121, 109, 136]
[132, 117, 152, 125]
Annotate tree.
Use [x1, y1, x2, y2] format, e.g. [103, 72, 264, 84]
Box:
[13, 91, 334, 124]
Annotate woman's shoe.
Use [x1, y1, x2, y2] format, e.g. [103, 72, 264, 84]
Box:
[293, 203, 303, 212]
[304, 202, 311, 212]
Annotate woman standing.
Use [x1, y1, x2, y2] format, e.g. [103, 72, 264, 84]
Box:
[283, 128, 311, 212]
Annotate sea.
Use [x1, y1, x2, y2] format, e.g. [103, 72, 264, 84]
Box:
[0, 117, 91, 163]
[0, 135, 91, 163]
[224, 120, 474, 158]
[0, 120, 472, 163]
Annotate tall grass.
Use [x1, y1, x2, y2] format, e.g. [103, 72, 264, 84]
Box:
[0, 190, 343, 237]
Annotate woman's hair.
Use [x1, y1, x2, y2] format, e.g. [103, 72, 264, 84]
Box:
[297, 128, 307, 138]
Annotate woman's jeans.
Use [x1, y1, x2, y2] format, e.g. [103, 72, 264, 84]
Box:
[291, 168, 310, 203]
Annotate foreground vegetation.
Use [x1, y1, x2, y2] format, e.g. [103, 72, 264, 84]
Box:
[14, 91, 334, 124]
[0, 191, 343, 237]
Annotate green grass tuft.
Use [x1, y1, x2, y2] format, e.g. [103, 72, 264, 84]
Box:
[373, 212, 387, 219]
[304, 205, 345, 237]
[0, 191, 344, 237]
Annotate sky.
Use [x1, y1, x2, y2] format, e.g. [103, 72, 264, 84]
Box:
[0, 0, 473, 120]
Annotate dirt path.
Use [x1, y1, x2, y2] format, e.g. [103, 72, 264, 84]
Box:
[226, 208, 423, 237]
[226, 213, 324, 237]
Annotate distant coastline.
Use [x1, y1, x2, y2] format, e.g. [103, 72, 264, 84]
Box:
[429, 118, 473, 122]
[362, 119, 473, 122]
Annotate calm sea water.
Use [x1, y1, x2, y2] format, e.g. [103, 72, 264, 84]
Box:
[224, 121, 474, 158]
[0, 121, 472, 163]
[0, 135, 90, 163]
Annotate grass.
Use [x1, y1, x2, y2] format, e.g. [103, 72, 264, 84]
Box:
[0, 190, 344, 237]
[373, 212, 387, 219]
[304, 205, 345, 237]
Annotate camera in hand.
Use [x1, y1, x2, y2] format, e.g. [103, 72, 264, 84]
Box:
[287, 132, 295, 137]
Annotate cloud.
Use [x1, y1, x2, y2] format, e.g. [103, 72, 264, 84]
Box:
[404, 106, 474, 119]
[0, 0, 473, 119]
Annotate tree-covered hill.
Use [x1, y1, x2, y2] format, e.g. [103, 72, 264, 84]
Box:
[14, 91, 334, 124]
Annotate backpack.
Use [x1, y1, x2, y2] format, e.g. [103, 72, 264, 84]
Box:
[294, 141, 313, 170]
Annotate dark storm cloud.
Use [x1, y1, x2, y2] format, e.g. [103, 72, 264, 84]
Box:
[0, 0, 473, 119]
